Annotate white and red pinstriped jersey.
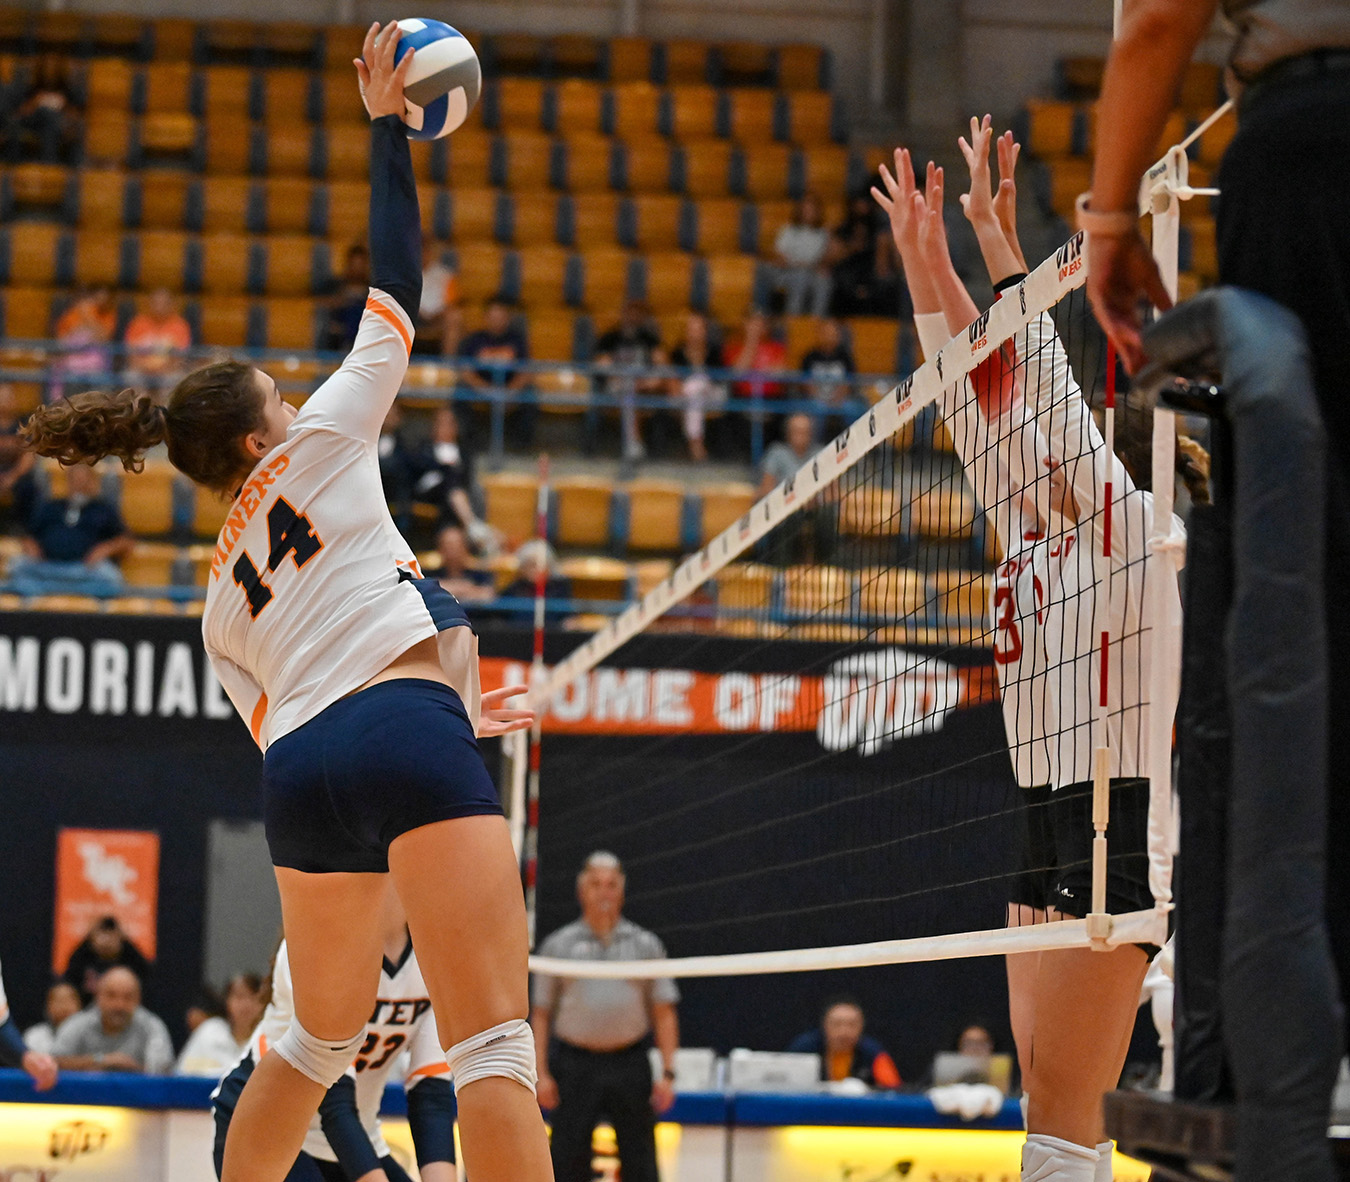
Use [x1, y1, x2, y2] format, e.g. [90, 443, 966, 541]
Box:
[201, 289, 480, 751]
[246, 941, 449, 1162]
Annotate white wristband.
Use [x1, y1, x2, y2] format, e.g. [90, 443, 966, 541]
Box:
[1075, 192, 1137, 238]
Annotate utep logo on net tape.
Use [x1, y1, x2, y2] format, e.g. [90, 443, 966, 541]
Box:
[968, 308, 991, 354]
[895, 375, 913, 406]
[1056, 232, 1085, 281]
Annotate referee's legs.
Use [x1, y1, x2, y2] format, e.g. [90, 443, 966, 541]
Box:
[548, 1044, 605, 1182]
[604, 1047, 661, 1182]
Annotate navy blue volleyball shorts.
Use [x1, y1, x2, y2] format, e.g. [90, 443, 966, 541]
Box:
[262, 678, 504, 874]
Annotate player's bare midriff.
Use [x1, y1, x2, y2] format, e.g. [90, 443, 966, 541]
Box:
[353, 635, 450, 695]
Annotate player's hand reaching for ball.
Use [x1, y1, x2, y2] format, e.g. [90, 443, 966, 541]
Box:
[478, 684, 535, 738]
[354, 22, 414, 121]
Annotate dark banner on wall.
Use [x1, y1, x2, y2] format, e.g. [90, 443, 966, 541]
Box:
[0, 610, 1030, 1077]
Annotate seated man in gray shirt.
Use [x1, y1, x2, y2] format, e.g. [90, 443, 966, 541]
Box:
[52, 965, 174, 1074]
[531, 851, 680, 1182]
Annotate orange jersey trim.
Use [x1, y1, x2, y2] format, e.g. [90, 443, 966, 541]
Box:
[367, 298, 413, 357]
[408, 1061, 451, 1079]
[250, 692, 269, 748]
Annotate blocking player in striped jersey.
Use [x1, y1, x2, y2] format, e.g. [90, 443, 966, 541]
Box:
[875, 122, 1206, 1182]
[214, 885, 454, 1182]
[0, 957, 57, 1091]
[21, 25, 551, 1182]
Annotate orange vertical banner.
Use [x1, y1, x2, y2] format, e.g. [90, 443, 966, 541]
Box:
[53, 829, 160, 975]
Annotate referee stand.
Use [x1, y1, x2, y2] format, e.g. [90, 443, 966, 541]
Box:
[1103, 288, 1345, 1181]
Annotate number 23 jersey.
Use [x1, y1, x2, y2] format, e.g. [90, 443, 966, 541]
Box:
[201, 290, 480, 751]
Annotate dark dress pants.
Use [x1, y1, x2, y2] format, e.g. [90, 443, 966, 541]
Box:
[549, 1039, 660, 1182]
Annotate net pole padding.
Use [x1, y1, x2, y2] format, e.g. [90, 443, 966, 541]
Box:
[524, 454, 550, 948]
[528, 909, 1167, 980]
[527, 233, 1092, 709]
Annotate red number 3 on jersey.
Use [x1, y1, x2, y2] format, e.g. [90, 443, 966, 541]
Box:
[232, 497, 324, 618]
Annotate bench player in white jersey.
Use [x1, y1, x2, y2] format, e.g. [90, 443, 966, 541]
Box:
[214, 888, 454, 1182]
[0, 957, 57, 1091]
[21, 25, 553, 1182]
[874, 122, 1206, 1182]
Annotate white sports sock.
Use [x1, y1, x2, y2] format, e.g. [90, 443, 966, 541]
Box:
[1021, 1133, 1099, 1182]
[1094, 1141, 1114, 1182]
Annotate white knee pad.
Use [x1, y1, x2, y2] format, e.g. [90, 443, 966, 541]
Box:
[445, 1019, 538, 1094]
[1021, 1133, 1099, 1182]
[272, 1017, 366, 1088]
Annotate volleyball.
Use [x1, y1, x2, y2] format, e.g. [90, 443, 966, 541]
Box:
[388, 18, 481, 140]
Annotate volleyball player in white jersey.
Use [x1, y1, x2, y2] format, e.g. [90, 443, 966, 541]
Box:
[214, 886, 454, 1182]
[875, 123, 1203, 1182]
[0, 957, 57, 1091]
[21, 25, 553, 1182]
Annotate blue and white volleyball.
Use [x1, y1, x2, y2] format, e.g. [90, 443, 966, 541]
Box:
[390, 19, 481, 140]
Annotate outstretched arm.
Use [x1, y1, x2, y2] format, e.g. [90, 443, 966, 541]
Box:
[958, 116, 1026, 289]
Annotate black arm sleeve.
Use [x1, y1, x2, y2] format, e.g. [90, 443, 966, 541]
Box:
[317, 1074, 383, 1180]
[407, 1077, 457, 1168]
[0, 1017, 28, 1068]
[369, 114, 423, 324]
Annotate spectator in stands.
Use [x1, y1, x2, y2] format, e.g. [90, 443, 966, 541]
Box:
[4, 55, 78, 164]
[415, 243, 459, 355]
[122, 289, 192, 396]
[428, 523, 493, 605]
[667, 311, 725, 462]
[789, 996, 902, 1091]
[458, 298, 534, 447]
[498, 539, 572, 623]
[414, 406, 498, 552]
[798, 317, 858, 433]
[532, 852, 680, 1182]
[377, 403, 419, 534]
[0, 958, 57, 1090]
[176, 973, 265, 1077]
[48, 288, 115, 404]
[0, 383, 37, 530]
[771, 194, 832, 316]
[52, 966, 173, 1075]
[591, 300, 666, 468]
[730, 310, 789, 448]
[828, 194, 903, 317]
[21, 981, 81, 1056]
[757, 412, 816, 498]
[61, 915, 151, 1005]
[323, 243, 370, 352]
[8, 463, 133, 598]
[957, 1024, 995, 1059]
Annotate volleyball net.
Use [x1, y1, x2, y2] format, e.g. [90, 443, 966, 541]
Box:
[510, 213, 1188, 979]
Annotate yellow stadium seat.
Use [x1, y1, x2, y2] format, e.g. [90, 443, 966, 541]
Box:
[510, 193, 559, 247]
[848, 317, 900, 375]
[259, 69, 311, 124]
[137, 230, 190, 289]
[480, 472, 539, 544]
[323, 26, 368, 71]
[192, 489, 232, 540]
[840, 489, 903, 537]
[1178, 61, 1223, 111]
[664, 40, 709, 85]
[785, 91, 834, 145]
[682, 139, 733, 198]
[200, 233, 252, 294]
[1196, 107, 1237, 167]
[151, 17, 196, 62]
[777, 45, 824, 91]
[554, 79, 605, 135]
[319, 71, 368, 124]
[197, 295, 252, 346]
[104, 595, 181, 615]
[705, 254, 758, 325]
[571, 192, 622, 249]
[859, 567, 928, 618]
[143, 62, 193, 115]
[622, 140, 672, 193]
[727, 88, 776, 143]
[557, 133, 612, 192]
[692, 197, 742, 254]
[84, 110, 133, 166]
[611, 81, 662, 139]
[325, 180, 367, 243]
[84, 59, 136, 111]
[911, 490, 975, 539]
[500, 131, 553, 191]
[1188, 216, 1219, 282]
[644, 251, 696, 314]
[260, 177, 314, 235]
[625, 479, 685, 551]
[1047, 157, 1092, 220]
[447, 187, 497, 243]
[496, 77, 547, 131]
[528, 309, 578, 361]
[559, 556, 629, 601]
[264, 298, 317, 350]
[742, 143, 792, 201]
[609, 37, 653, 83]
[552, 34, 602, 78]
[446, 130, 494, 189]
[632, 194, 683, 251]
[516, 245, 570, 309]
[73, 230, 124, 289]
[580, 247, 632, 311]
[265, 123, 315, 177]
[121, 541, 179, 588]
[692, 482, 753, 544]
[1025, 99, 1077, 158]
[201, 65, 252, 120]
[668, 84, 719, 141]
[2, 289, 55, 342]
[119, 462, 176, 535]
[201, 175, 253, 234]
[453, 242, 507, 304]
[6, 225, 64, 287]
[554, 476, 613, 548]
[76, 168, 128, 229]
[90, 14, 148, 57]
[715, 562, 774, 612]
[940, 574, 993, 623]
[801, 145, 849, 199]
[26, 594, 104, 613]
[139, 112, 198, 158]
[324, 124, 370, 179]
[492, 32, 546, 75]
[9, 163, 69, 215]
[263, 236, 316, 296]
[720, 42, 773, 86]
[203, 120, 252, 175]
[782, 565, 853, 616]
[1060, 57, 1105, 98]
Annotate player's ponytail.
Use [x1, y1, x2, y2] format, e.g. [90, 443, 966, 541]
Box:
[21, 360, 267, 494]
[22, 387, 166, 472]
